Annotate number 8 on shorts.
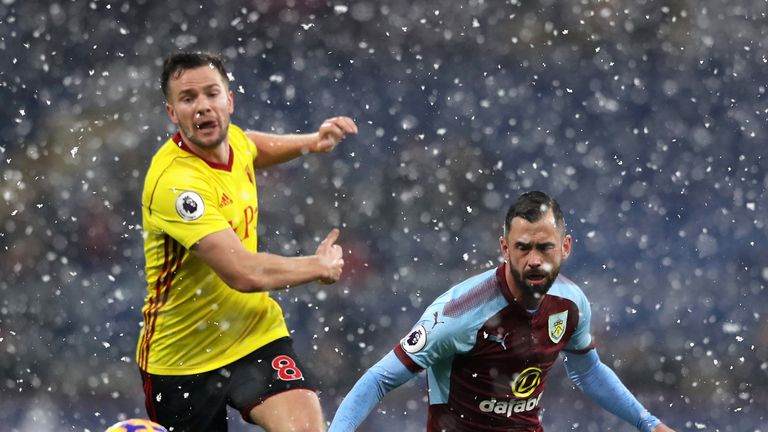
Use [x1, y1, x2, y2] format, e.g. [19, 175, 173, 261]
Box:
[272, 355, 304, 381]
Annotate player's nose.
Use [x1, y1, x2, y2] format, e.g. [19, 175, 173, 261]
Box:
[527, 251, 544, 267]
[195, 96, 212, 114]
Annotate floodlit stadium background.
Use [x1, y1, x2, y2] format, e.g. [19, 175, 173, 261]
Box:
[1, 1, 766, 430]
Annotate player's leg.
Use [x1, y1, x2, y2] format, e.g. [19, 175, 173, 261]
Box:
[227, 337, 324, 431]
[140, 369, 229, 432]
[248, 388, 325, 431]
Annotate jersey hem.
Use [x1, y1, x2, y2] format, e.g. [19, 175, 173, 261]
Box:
[137, 328, 289, 376]
[562, 341, 597, 354]
[175, 225, 233, 250]
[393, 344, 424, 373]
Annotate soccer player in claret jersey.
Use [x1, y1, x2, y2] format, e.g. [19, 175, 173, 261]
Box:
[137, 52, 356, 432]
[329, 191, 675, 432]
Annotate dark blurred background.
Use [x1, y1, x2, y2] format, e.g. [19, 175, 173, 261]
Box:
[1, 0, 766, 430]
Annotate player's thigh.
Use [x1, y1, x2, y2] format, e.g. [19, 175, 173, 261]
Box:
[249, 388, 324, 431]
[227, 337, 322, 429]
[140, 369, 229, 432]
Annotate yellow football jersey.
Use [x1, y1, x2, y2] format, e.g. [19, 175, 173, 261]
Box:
[137, 124, 289, 375]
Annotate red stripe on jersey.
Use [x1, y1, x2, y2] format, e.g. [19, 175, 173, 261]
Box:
[443, 273, 499, 318]
[138, 237, 170, 369]
[139, 236, 185, 370]
[141, 369, 158, 421]
[393, 344, 424, 373]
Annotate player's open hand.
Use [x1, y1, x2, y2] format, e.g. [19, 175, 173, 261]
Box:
[315, 116, 358, 153]
[652, 424, 676, 432]
[315, 228, 344, 284]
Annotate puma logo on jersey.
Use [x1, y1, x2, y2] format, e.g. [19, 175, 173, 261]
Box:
[432, 312, 445, 329]
[486, 331, 509, 350]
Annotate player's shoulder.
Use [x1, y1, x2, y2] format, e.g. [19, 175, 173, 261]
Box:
[228, 123, 247, 139]
[404, 267, 505, 355]
[228, 123, 257, 160]
[548, 274, 590, 308]
[435, 267, 506, 319]
[227, 123, 255, 153]
[148, 135, 195, 171]
[143, 137, 209, 200]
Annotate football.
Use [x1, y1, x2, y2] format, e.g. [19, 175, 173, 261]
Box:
[105, 418, 168, 432]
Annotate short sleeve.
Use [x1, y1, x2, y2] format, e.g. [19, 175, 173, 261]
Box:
[146, 169, 231, 249]
[393, 298, 476, 372]
[564, 288, 593, 352]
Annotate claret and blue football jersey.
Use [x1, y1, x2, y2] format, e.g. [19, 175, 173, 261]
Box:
[393, 264, 595, 431]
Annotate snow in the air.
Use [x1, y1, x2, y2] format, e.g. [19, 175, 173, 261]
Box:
[0, 0, 766, 431]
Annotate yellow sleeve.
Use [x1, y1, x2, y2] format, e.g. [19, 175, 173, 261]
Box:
[146, 168, 231, 249]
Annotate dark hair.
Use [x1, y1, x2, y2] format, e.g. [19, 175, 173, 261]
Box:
[160, 51, 229, 99]
[504, 191, 565, 236]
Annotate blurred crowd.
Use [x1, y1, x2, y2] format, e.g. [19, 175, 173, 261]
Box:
[1, 0, 766, 430]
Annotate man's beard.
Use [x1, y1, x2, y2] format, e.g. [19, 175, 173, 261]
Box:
[183, 120, 228, 149]
[510, 264, 560, 299]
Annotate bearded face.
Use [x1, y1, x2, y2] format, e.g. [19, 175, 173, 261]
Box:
[508, 260, 561, 299]
[500, 209, 571, 305]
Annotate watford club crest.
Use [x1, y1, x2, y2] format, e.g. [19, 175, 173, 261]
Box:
[548, 311, 568, 344]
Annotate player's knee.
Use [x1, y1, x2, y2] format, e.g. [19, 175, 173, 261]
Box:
[274, 417, 324, 432]
[254, 410, 324, 432]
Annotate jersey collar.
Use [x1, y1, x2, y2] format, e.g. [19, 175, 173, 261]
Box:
[173, 132, 234, 172]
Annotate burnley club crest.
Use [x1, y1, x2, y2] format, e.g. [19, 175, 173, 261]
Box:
[548, 311, 568, 344]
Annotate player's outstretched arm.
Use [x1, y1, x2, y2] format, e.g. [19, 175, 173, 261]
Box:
[191, 227, 344, 292]
[247, 116, 358, 168]
[563, 350, 675, 432]
[329, 351, 417, 432]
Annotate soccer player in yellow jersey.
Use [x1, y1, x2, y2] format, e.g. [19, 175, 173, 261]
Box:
[137, 52, 358, 432]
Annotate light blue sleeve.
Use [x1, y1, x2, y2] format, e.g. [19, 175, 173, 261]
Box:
[564, 349, 661, 432]
[397, 293, 482, 369]
[559, 280, 593, 352]
[329, 351, 417, 432]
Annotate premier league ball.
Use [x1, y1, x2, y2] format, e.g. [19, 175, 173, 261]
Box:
[105, 418, 168, 432]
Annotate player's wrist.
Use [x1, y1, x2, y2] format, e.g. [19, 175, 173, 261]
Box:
[311, 255, 332, 281]
[309, 132, 322, 153]
[639, 411, 661, 432]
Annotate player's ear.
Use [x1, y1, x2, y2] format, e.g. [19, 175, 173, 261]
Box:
[499, 235, 509, 262]
[166, 102, 179, 124]
[561, 234, 572, 260]
[228, 89, 234, 114]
